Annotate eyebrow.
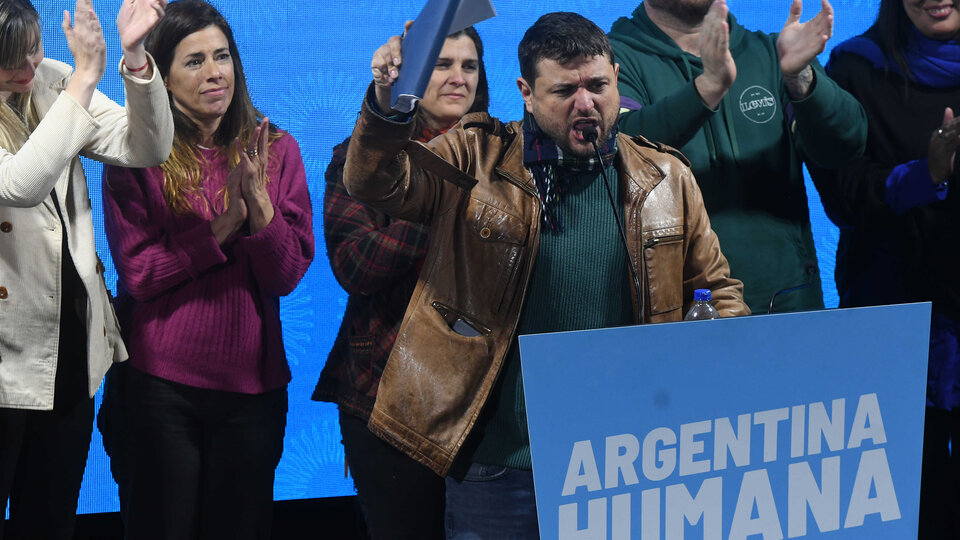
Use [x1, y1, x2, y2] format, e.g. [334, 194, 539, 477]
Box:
[184, 47, 230, 58]
[436, 56, 478, 63]
[548, 75, 610, 91]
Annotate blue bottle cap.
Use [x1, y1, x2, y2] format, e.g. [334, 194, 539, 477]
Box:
[694, 289, 711, 302]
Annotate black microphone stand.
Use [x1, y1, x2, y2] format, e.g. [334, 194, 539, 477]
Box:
[583, 126, 643, 318]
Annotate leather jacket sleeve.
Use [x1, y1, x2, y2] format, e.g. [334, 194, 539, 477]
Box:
[678, 164, 751, 318]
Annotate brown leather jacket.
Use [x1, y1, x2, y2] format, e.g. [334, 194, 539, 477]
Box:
[343, 100, 749, 475]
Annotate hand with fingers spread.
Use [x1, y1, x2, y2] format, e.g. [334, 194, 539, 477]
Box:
[117, 0, 167, 79]
[371, 20, 414, 114]
[928, 107, 960, 186]
[62, 0, 107, 108]
[241, 117, 275, 233]
[695, 0, 736, 110]
[778, 0, 832, 98]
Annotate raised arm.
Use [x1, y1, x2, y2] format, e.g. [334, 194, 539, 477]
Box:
[236, 134, 315, 297]
[809, 52, 953, 228]
[613, 1, 734, 146]
[80, 0, 173, 167]
[0, 0, 109, 207]
[343, 27, 457, 223]
[776, 0, 866, 168]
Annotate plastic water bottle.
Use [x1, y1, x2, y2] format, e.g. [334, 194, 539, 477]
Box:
[684, 289, 719, 320]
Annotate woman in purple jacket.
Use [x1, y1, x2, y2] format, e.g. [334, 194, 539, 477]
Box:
[98, 1, 313, 537]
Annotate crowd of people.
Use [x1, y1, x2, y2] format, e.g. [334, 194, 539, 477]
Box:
[0, 0, 956, 539]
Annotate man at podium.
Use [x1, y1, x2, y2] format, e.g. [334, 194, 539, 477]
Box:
[343, 11, 750, 536]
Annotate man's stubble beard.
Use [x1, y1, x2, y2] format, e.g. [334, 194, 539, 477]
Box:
[645, 0, 712, 26]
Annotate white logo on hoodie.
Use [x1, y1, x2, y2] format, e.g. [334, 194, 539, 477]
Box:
[738, 86, 777, 124]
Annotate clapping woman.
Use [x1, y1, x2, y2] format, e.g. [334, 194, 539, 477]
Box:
[99, 0, 313, 537]
[0, 0, 171, 537]
[809, 1, 960, 537]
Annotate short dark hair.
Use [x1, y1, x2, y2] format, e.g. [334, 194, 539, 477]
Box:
[518, 12, 615, 86]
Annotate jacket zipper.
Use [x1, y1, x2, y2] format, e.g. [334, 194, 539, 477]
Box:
[644, 234, 684, 249]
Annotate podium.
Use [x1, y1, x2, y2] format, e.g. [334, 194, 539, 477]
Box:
[519, 303, 931, 539]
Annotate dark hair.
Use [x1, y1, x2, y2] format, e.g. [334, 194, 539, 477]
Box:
[145, 0, 261, 147]
[0, 0, 40, 70]
[865, 0, 916, 81]
[518, 12, 615, 87]
[448, 26, 489, 114]
[412, 26, 489, 132]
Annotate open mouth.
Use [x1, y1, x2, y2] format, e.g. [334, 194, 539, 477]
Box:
[572, 119, 599, 141]
[926, 4, 955, 17]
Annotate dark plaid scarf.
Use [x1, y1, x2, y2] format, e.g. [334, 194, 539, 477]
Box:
[522, 110, 618, 232]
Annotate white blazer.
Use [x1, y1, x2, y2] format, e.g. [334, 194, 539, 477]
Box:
[0, 56, 174, 410]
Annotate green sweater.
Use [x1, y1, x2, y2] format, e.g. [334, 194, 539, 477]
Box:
[608, 4, 867, 313]
[467, 164, 634, 470]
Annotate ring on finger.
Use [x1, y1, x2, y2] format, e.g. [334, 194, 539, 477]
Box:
[937, 128, 951, 140]
[246, 149, 258, 157]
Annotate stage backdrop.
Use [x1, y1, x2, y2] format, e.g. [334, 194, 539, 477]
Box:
[25, 0, 881, 514]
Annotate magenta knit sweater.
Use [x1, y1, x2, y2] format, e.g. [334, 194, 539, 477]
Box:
[102, 133, 314, 394]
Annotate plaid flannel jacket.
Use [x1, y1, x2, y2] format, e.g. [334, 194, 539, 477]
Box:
[312, 138, 429, 418]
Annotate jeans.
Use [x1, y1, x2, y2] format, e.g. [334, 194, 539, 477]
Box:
[444, 463, 540, 539]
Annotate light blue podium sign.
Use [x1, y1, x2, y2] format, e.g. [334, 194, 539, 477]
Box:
[519, 303, 931, 540]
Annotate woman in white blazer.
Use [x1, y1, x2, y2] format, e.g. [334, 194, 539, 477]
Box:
[0, 0, 173, 537]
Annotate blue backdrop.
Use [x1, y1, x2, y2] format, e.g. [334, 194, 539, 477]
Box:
[27, 0, 880, 514]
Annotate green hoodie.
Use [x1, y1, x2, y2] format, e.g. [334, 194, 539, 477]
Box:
[609, 4, 867, 313]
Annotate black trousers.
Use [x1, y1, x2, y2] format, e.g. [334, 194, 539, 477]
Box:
[102, 365, 287, 540]
[339, 410, 445, 540]
[919, 406, 960, 540]
[0, 274, 91, 540]
[0, 396, 93, 540]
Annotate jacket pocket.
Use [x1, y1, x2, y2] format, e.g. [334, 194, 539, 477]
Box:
[346, 334, 376, 396]
[462, 197, 529, 314]
[642, 228, 684, 316]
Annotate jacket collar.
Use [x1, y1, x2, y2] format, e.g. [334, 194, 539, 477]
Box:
[493, 123, 667, 202]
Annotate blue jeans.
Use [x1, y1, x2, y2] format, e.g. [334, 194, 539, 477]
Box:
[445, 463, 540, 539]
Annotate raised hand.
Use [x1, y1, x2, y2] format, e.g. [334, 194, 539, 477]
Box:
[777, 0, 832, 76]
[371, 20, 413, 113]
[928, 107, 960, 186]
[117, 0, 166, 76]
[212, 155, 249, 245]
[239, 118, 274, 234]
[695, 0, 736, 110]
[62, 0, 107, 108]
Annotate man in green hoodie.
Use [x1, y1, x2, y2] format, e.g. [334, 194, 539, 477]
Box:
[609, 0, 867, 313]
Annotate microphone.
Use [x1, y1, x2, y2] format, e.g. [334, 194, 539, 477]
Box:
[766, 261, 818, 314]
[582, 125, 599, 143]
[584, 125, 643, 319]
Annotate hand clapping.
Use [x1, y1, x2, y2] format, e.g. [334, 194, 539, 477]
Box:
[777, 0, 833, 77]
[117, 0, 166, 52]
[929, 107, 960, 186]
[235, 117, 274, 234]
[62, 0, 106, 90]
